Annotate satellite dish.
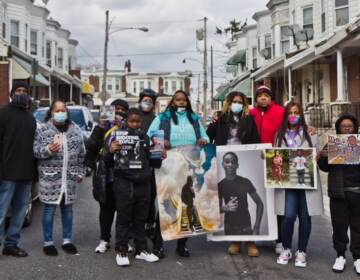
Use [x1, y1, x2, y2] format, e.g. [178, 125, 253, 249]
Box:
[295, 30, 307, 42]
[290, 24, 301, 33]
[305, 29, 314, 40]
[283, 26, 293, 37]
[260, 48, 271, 59]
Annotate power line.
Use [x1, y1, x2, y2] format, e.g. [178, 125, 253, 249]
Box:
[77, 44, 101, 64]
[61, 19, 199, 27]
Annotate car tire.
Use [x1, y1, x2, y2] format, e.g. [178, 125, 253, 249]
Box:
[23, 202, 32, 228]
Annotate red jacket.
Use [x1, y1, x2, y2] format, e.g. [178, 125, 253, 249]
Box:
[249, 102, 284, 144]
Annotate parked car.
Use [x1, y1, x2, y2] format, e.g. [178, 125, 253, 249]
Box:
[91, 109, 99, 123]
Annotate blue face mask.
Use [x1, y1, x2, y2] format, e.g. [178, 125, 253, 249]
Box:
[53, 112, 68, 124]
[231, 103, 243, 114]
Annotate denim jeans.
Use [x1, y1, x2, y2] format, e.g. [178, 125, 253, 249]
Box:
[42, 199, 73, 245]
[0, 180, 32, 247]
[282, 189, 311, 252]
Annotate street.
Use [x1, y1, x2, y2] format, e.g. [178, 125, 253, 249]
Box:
[0, 177, 357, 280]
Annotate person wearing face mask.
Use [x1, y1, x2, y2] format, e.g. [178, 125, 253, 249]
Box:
[0, 81, 37, 258]
[84, 99, 130, 254]
[147, 90, 209, 257]
[274, 101, 323, 268]
[33, 100, 85, 256]
[318, 113, 360, 275]
[139, 89, 157, 131]
[206, 91, 261, 257]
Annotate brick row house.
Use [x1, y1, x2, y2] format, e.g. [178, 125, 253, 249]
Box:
[217, 0, 360, 130]
[0, 0, 81, 108]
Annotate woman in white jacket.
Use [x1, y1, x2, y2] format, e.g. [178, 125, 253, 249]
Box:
[34, 100, 85, 256]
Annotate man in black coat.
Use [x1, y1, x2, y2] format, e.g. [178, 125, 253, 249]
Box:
[0, 81, 37, 257]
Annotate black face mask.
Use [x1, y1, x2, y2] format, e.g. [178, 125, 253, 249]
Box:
[116, 111, 127, 118]
[11, 94, 30, 109]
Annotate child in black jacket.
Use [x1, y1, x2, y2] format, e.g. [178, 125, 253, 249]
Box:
[107, 108, 165, 267]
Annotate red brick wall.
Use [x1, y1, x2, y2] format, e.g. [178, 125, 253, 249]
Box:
[158, 77, 164, 94]
[70, 69, 81, 79]
[89, 75, 99, 92]
[0, 62, 9, 106]
[122, 75, 126, 92]
[184, 77, 190, 94]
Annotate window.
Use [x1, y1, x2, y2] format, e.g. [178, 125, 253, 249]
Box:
[179, 81, 184, 90]
[257, 37, 261, 52]
[272, 29, 275, 57]
[147, 81, 151, 89]
[164, 81, 169, 93]
[108, 83, 112, 91]
[54, 42, 58, 66]
[280, 26, 290, 54]
[58, 47, 63, 68]
[30, 30, 37, 55]
[68, 56, 72, 70]
[252, 47, 257, 69]
[321, 0, 326, 32]
[42, 32, 45, 57]
[2, 22, 5, 38]
[10, 21, 19, 47]
[171, 81, 177, 92]
[46, 41, 52, 67]
[140, 81, 144, 92]
[264, 34, 272, 60]
[335, 0, 349, 26]
[318, 71, 324, 101]
[133, 81, 137, 93]
[25, 24, 28, 52]
[116, 79, 120, 91]
[303, 7, 314, 40]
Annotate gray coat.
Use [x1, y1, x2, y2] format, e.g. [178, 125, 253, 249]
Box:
[274, 131, 324, 216]
[33, 121, 85, 205]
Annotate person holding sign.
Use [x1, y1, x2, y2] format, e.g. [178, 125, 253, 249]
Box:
[207, 91, 261, 257]
[33, 100, 85, 256]
[274, 101, 323, 268]
[107, 108, 166, 267]
[148, 90, 209, 258]
[318, 113, 360, 275]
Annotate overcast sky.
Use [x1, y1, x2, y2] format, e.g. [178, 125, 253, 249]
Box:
[45, 0, 268, 88]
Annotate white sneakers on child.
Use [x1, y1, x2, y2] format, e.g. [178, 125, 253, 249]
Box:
[332, 256, 346, 273]
[294, 250, 307, 268]
[116, 253, 130, 267]
[95, 240, 110, 253]
[277, 248, 292, 265]
[135, 251, 159, 263]
[275, 242, 283, 255]
[354, 259, 360, 275]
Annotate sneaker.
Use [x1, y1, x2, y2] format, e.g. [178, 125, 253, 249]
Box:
[62, 243, 78, 254]
[354, 259, 360, 275]
[2, 246, 28, 257]
[275, 242, 283, 255]
[116, 252, 130, 266]
[228, 242, 241, 255]
[135, 251, 159, 263]
[43, 245, 58, 256]
[277, 248, 292, 265]
[95, 240, 110, 253]
[333, 256, 346, 273]
[295, 250, 307, 268]
[128, 243, 134, 253]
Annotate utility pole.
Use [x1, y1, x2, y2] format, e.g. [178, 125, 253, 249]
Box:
[203, 16, 208, 124]
[210, 45, 214, 110]
[101, 10, 109, 105]
[197, 73, 201, 114]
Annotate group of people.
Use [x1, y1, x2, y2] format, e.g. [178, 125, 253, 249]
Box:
[0, 81, 359, 276]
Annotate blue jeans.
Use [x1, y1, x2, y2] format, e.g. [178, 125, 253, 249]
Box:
[42, 200, 73, 245]
[0, 180, 32, 247]
[282, 189, 311, 252]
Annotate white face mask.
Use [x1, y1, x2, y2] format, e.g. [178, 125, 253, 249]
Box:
[177, 107, 186, 113]
[140, 101, 153, 111]
[231, 103, 243, 114]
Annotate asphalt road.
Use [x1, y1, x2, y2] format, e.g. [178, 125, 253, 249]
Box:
[0, 177, 358, 280]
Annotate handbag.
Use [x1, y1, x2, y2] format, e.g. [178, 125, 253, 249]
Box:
[92, 154, 107, 204]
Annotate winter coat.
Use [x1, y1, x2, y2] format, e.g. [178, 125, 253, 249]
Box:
[33, 121, 85, 205]
[274, 130, 324, 216]
[0, 104, 37, 181]
[249, 102, 284, 144]
[317, 113, 360, 199]
[140, 109, 156, 132]
[85, 125, 106, 169]
[206, 113, 260, 145]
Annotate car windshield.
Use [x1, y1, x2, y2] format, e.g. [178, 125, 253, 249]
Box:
[91, 111, 99, 121]
[34, 108, 86, 129]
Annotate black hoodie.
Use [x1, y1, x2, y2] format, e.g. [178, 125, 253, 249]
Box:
[318, 113, 360, 197]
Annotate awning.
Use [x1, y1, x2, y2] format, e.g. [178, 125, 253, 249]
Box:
[214, 83, 231, 101]
[12, 56, 49, 86]
[250, 56, 285, 81]
[226, 49, 246, 65]
[82, 82, 95, 95]
[284, 47, 318, 70]
[232, 77, 252, 98]
[52, 69, 72, 84]
[72, 76, 82, 88]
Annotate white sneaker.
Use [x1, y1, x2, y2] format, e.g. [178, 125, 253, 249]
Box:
[275, 242, 283, 255]
[128, 243, 133, 253]
[277, 248, 292, 265]
[95, 240, 110, 253]
[135, 251, 159, 263]
[116, 253, 130, 267]
[295, 250, 307, 268]
[332, 256, 346, 273]
[354, 259, 360, 275]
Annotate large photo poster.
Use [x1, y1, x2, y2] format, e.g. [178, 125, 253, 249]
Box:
[264, 148, 317, 190]
[155, 144, 220, 241]
[209, 144, 277, 242]
[328, 134, 360, 164]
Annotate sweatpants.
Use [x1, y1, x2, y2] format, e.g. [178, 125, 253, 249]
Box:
[330, 192, 360, 260]
[113, 176, 150, 253]
[98, 182, 116, 242]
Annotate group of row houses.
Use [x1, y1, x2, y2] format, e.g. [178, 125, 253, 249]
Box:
[216, 0, 360, 130]
[0, 0, 85, 108]
[81, 61, 191, 112]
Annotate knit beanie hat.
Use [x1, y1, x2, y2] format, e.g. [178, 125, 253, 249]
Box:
[139, 88, 158, 104]
[10, 81, 30, 97]
[255, 85, 273, 100]
[111, 99, 129, 111]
